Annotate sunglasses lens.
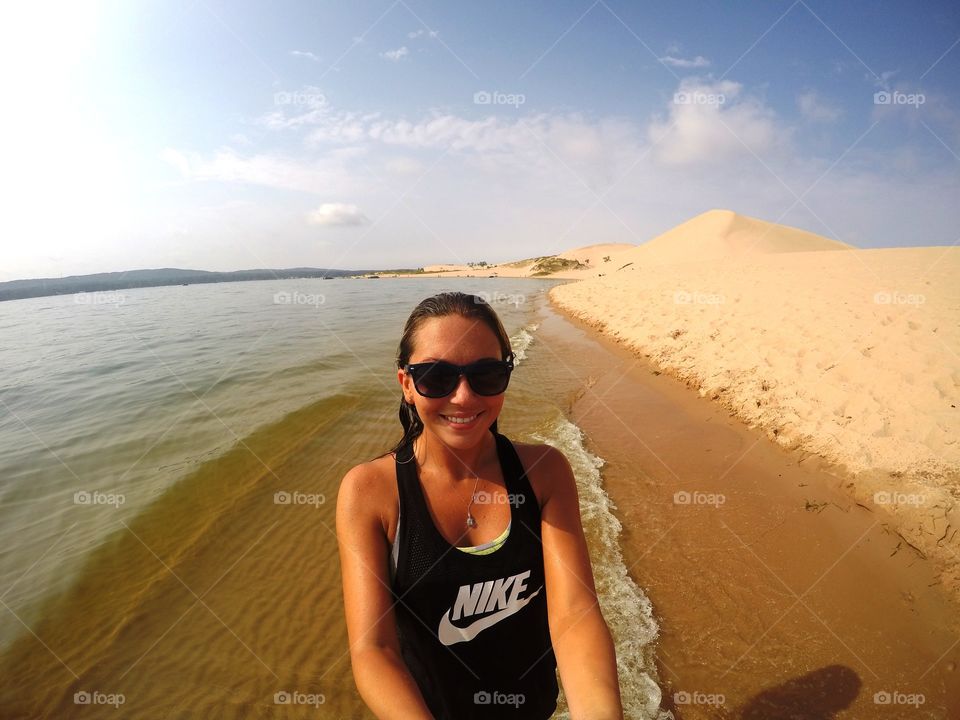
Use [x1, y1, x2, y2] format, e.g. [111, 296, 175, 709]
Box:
[413, 363, 460, 398]
[466, 363, 511, 395]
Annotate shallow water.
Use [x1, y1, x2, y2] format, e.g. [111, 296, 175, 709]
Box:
[0, 278, 669, 718]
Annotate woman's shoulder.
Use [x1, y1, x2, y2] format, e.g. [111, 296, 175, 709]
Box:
[510, 440, 558, 467]
[336, 453, 397, 520]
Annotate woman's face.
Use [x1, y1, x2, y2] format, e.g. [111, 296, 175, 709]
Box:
[397, 314, 507, 446]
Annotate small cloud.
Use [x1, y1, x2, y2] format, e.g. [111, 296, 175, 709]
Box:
[306, 203, 369, 227]
[230, 133, 253, 146]
[408, 28, 439, 39]
[659, 54, 710, 69]
[290, 50, 321, 62]
[649, 78, 780, 166]
[380, 46, 409, 62]
[797, 91, 841, 123]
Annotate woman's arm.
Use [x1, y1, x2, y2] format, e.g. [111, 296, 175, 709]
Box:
[536, 445, 624, 720]
[336, 464, 434, 720]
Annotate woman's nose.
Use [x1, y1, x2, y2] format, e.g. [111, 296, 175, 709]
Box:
[449, 373, 476, 402]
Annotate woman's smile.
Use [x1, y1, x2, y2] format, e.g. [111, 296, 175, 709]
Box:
[439, 410, 483, 427]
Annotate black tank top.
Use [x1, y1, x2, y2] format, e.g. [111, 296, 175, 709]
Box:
[391, 430, 559, 719]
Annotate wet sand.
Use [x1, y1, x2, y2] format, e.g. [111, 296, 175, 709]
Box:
[539, 297, 960, 719]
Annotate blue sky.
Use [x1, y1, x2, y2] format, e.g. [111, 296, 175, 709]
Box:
[2, 0, 958, 280]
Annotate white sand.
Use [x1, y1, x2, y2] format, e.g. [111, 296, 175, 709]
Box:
[546, 212, 958, 584]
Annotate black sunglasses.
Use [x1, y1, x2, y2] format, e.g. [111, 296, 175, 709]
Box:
[404, 353, 515, 398]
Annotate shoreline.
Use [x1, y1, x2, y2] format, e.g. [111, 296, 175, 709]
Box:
[546, 247, 960, 607]
[536, 291, 960, 718]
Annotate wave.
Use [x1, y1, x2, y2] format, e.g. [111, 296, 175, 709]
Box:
[530, 416, 672, 720]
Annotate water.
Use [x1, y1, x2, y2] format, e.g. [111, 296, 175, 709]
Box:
[0, 277, 669, 718]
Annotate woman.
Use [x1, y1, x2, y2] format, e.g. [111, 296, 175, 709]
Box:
[337, 291, 623, 719]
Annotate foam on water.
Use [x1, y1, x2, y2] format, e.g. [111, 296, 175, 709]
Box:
[531, 416, 673, 720]
[511, 322, 539, 363]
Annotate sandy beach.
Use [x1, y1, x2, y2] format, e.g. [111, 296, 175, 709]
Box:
[535, 304, 959, 718]
[547, 221, 960, 606]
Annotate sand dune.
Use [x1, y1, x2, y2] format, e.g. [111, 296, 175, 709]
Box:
[411, 210, 849, 279]
[548, 230, 959, 597]
[622, 208, 852, 266]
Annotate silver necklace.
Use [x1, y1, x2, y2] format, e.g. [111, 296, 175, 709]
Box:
[465, 474, 481, 528]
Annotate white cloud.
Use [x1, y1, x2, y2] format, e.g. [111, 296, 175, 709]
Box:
[797, 91, 841, 123]
[306, 203, 369, 226]
[648, 78, 781, 166]
[408, 29, 438, 39]
[289, 50, 321, 62]
[659, 54, 710, 69]
[380, 46, 409, 62]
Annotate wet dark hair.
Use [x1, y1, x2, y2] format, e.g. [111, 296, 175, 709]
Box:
[380, 291, 513, 459]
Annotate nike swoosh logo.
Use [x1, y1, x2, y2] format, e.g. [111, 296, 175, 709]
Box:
[437, 585, 543, 646]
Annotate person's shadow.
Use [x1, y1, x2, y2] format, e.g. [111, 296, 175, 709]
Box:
[737, 664, 861, 719]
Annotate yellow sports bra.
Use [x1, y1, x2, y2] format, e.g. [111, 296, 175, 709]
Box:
[455, 520, 511, 555]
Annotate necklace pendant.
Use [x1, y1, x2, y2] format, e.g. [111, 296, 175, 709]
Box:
[466, 514, 476, 528]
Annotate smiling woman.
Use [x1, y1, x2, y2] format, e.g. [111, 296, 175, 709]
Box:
[336, 291, 625, 720]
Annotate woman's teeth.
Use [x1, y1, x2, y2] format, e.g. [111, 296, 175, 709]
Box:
[442, 413, 479, 424]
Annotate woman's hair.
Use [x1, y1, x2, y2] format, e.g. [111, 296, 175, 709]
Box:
[381, 291, 513, 459]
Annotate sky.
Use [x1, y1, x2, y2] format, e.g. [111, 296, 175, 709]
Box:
[1, 0, 958, 280]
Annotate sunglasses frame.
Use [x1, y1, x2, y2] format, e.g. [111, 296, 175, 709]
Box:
[404, 352, 516, 399]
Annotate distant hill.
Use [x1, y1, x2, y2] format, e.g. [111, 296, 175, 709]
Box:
[0, 267, 373, 303]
